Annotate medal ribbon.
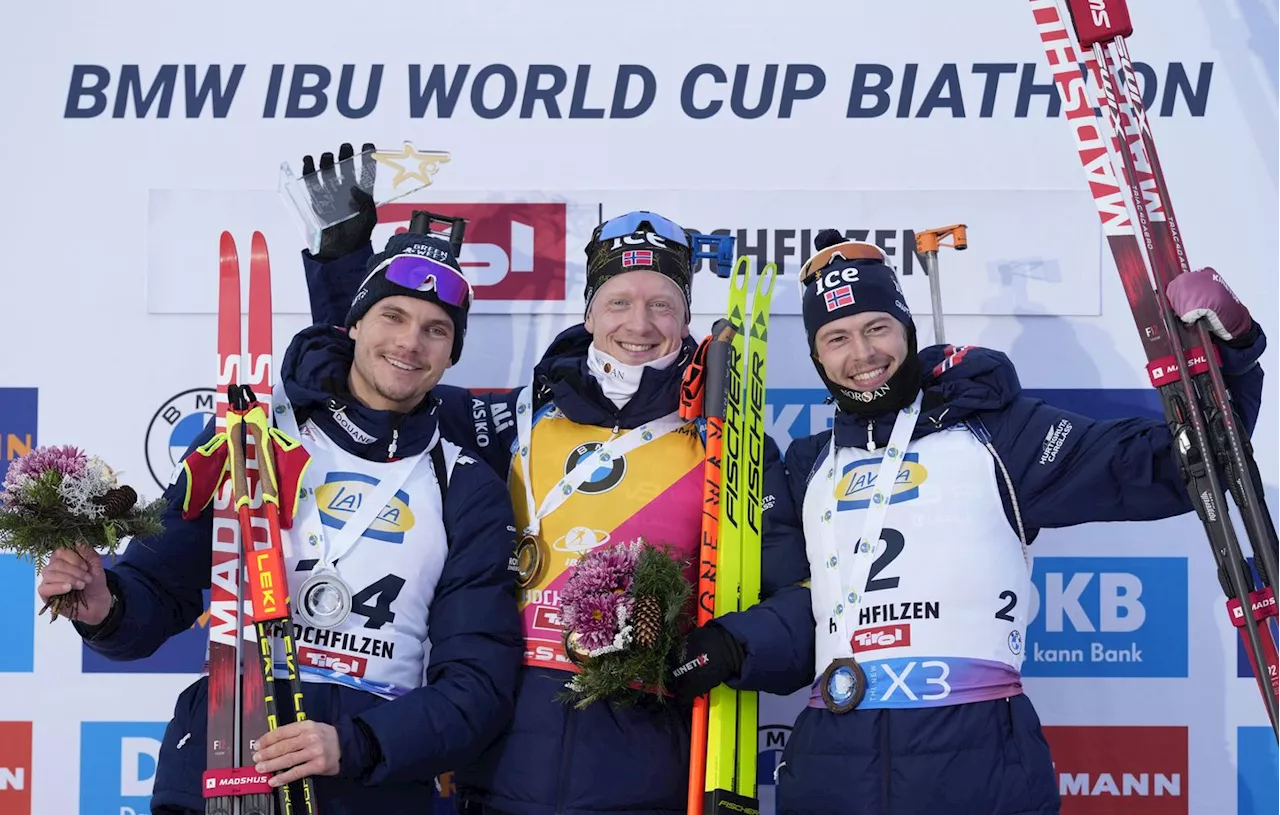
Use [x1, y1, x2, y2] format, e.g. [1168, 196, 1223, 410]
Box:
[819, 393, 923, 661]
[272, 382, 434, 573]
[514, 384, 687, 537]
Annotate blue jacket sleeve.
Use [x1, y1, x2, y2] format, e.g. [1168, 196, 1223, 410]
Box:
[74, 423, 217, 659]
[345, 449, 522, 785]
[431, 384, 519, 478]
[302, 244, 375, 327]
[714, 435, 816, 696]
[987, 328, 1267, 532]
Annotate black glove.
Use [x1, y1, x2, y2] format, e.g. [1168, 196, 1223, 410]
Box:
[302, 141, 378, 261]
[672, 622, 745, 705]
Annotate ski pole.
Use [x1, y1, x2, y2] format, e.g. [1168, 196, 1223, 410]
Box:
[229, 387, 319, 813]
[914, 224, 967, 346]
[680, 321, 735, 815]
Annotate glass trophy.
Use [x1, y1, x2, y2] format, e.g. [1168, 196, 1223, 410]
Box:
[278, 141, 451, 253]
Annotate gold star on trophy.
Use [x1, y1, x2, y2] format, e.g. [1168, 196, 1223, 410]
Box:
[374, 142, 452, 189]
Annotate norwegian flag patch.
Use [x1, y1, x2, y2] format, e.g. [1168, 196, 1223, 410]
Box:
[622, 249, 654, 267]
[823, 284, 855, 312]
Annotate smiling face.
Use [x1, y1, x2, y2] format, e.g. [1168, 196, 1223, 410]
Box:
[812, 311, 909, 392]
[583, 271, 689, 364]
[347, 295, 455, 413]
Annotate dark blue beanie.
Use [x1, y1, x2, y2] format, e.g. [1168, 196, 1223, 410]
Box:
[344, 232, 469, 364]
[801, 229, 913, 351]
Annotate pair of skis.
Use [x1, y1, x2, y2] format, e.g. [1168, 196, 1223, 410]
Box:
[203, 232, 318, 812]
[1029, 0, 1279, 735]
[682, 255, 777, 814]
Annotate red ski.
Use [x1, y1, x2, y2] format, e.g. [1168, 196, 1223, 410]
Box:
[203, 232, 277, 814]
[1027, 0, 1279, 735]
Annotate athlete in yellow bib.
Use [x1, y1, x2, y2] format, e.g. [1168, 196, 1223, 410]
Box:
[300, 203, 815, 815]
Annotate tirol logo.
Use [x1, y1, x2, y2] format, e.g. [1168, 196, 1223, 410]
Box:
[1024, 557, 1187, 678]
[1043, 726, 1186, 814]
[565, 442, 626, 495]
[1237, 726, 1278, 815]
[381, 202, 567, 301]
[80, 721, 167, 815]
[853, 624, 911, 653]
[836, 452, 928, 511]
[317, 472, 416, 543]
[146, 388, 216, 489]
[0, 721, 31, 815]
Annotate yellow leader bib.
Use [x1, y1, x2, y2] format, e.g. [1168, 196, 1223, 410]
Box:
[510, 406, 705, 671]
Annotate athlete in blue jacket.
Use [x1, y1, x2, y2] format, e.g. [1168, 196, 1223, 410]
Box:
[39, 230, 523, 815]
[301, 197, 813, 814]
[774, 230, 1267, 815]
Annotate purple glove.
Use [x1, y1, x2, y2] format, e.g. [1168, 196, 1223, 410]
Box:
[1166, 267, 1252, 342]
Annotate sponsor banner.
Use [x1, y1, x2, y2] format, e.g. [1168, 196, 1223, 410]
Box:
[80, 721, 168, 815]
[1024, 557, 1188, 678]
[145, 388, 217, 489]
[145, 189, 1101, 318]
[1043, 725, 1187, 814]
[0, 388, 38, 481]
[146, 190, 598, 317]
[0, 557, 35, 674]
[1237, 726, 1279, 815]
[0, 721, 31, 815]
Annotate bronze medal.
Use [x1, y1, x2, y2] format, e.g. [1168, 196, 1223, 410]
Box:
[820, 656, 867, 714]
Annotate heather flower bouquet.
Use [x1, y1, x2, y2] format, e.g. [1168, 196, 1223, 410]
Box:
[558, 537, 693, 709]
[0, 445, 166, 620]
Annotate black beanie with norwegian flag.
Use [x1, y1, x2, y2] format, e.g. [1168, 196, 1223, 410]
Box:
[800, 229, 914, 352]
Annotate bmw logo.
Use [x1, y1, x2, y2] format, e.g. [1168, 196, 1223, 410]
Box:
[1008, 630, 1024, 656]
[565, 442, 626, 495]
[145, 388, 217, 489]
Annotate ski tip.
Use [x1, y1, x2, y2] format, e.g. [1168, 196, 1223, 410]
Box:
[730, 255, 752, 291]
[755, 263, 778, 297]
[251, 231, 269, 257]
[219, 231, 238, 264]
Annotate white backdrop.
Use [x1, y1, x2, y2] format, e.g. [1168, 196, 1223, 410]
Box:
[0, 1, 1276, 813]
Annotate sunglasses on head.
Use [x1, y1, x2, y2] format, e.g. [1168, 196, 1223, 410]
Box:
[594, 211, 691, 247]
[380, 253, 474, 309]
[797, 240, 890, 294]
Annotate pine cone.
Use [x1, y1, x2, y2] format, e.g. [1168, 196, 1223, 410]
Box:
[634, 595, 661, 651]
[95, 486, 137, 519]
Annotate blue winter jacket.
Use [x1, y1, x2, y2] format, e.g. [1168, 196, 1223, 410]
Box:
[75, 324, 524, 815]
[304, 245, 816, 814]
[775, 331, 1267, 815]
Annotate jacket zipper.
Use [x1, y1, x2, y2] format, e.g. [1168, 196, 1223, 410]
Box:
[387, 428, 399, 459]
[866, 419, 877, 451]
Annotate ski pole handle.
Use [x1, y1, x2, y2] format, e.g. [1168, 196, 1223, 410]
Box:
[914, 225, 968, 346]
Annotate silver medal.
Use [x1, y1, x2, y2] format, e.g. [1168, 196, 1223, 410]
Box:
[296, 568, 353, 629]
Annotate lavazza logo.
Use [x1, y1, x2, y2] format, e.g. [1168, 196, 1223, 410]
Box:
[145, 388, 216, 489]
